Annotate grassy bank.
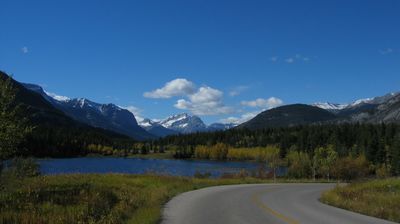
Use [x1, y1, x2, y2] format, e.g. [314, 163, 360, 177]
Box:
[321, 178, 400, 222]
[0, 174, 282, 224]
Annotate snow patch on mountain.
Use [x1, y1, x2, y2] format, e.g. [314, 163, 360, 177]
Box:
[139, 113, 236, 136]
[139, 119, 157, 128]
[160, 113, 191, 129]
[312, 102, 348, 110]
[313, 92, 400, 111]
[44, 91, 70, 102]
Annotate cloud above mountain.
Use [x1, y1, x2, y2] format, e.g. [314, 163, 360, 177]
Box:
[175, 86, 233, 115]
[121, 105, 144, 122]
[219, 111, 260, 124]
[145, 78, 233, 116]
[241, 97, 283, 109]
[144, 78, 196, 98]
[229, 85, 249, 96]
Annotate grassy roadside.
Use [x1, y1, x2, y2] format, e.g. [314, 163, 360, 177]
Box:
[320, 178, 400, 223]
[1, 174, 296, 224]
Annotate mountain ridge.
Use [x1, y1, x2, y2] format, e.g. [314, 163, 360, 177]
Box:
[23, 83, 155, 140]
[241, 92, 400, 130]
[139, 113, 236, 136]
[19, 80, 400, 136]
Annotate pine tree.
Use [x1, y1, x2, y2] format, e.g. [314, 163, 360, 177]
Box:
[391, 134, 400, 175]
[0, 75, 32, 163]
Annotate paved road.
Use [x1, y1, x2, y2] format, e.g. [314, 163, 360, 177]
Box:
[162, 183, 396, 224]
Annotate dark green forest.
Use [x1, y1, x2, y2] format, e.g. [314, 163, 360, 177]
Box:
[154, 124, 400, 175]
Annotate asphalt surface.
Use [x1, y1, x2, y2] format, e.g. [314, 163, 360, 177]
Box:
[162, 183, 397, 224]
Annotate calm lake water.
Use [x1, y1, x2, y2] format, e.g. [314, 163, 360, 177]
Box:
[38, 157, 264, 177]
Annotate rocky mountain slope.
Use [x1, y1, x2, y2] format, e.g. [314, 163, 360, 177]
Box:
[23, 83, 154, 140]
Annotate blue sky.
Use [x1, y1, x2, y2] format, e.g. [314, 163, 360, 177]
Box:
[1, 0, 399, 124]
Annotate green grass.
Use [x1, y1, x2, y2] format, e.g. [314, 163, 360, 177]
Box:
[0, 174, 279, 224]
[321, 178, 400, 222]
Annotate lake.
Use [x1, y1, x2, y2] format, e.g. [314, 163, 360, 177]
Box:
[38, 157, 266, 178]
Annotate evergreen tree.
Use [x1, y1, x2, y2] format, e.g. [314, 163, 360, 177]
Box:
[391, 134, 400, 175]
[0, 76, 32, 163]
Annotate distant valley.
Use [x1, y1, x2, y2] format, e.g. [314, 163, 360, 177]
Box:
[23, 83, 235, 139]
[15, 76, 400, 140]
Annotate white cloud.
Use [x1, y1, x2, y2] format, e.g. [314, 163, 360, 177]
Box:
[380, 48, 394, 55]
[219, 111, 261, 125]
[174, 86, 233, 115]
[21, 46, 28, 54]
[270, 56, 278, 62]
[121, 105, 144, 122]
[273, 54, 311, 63]
[229, 85, 248, 96]
[145, 78, 234, 116]
[144, 78, 196, 99]
[285, 58, 294, 63]
[241, 97, 283, 109]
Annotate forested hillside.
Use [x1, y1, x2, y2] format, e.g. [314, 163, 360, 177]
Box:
[154, 123, 400, 176]
[0, 71, 136, 158]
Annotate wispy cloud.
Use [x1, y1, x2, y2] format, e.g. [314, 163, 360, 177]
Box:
[229, 85, 249, 97]
[270, 56, 278, 62]
[105, 95, 120, 101]
[285, 58, 294, 63]
[271, 54, 311, 63]
[379, 48, 394, 55]
[21, 46, 28, 54]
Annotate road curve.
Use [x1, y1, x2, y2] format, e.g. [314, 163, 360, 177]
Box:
[162, 183, 396, 224]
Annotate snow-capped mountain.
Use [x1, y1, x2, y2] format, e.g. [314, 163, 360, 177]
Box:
[312, 102, 348, 111]
[139, 119, 179, 137]
[337, 92, 400, 123]
[313, 92, 400, 112]
[23, 83, 236, 139]
[23, 83, 154, 140]
[349, 92, 399, 107]
[138, 114, 236, 137]
[159, 113, 207, 134]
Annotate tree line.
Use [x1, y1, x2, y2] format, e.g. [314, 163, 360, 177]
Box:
[154, 124, 400, 176]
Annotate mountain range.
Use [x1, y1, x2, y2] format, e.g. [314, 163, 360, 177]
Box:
[240, 92, 400, 130]
[23, 83, 155, 140]
[23, 83, 235, 139]
[139, 113, 234, 137]
[5, 72, 400, 140]
[0, 71, 133, 157]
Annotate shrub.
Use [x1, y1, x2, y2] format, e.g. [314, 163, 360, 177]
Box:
[194, 171, 212, 179]
[2, 157, 40, 179]
[286, 151, 312, 178]
[376, 164, 391, 178]
[332, 154, 370, 181]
